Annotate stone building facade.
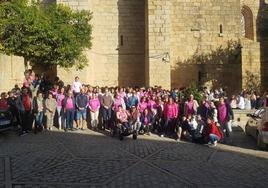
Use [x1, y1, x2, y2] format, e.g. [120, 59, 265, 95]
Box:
[0, 0, 268, 93]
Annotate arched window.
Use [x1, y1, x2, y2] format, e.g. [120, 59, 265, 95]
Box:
[241, 6, 254, 40]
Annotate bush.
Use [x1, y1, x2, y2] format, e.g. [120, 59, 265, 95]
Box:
[181, 84, 203, 103]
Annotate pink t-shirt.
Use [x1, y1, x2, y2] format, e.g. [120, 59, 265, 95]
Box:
[114, 97, 122, 112]
[147, 100, 156, 110]
[89, 98, 100, 111]
[218, 103, 227, 123]
[66, 97, 74, 109]
[165, 103, 178, 119]
[118, 111, 127, 122]
[138, 102, 148, 113]
[23, 79, 30, 88]
[50, 90, 58, 98]
[57, 94, 65, 107]
[187, 100, 194, 115]
[167, 104, 175, 119]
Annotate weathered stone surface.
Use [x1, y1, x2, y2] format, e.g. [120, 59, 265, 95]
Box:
[1, 0, 268, 91]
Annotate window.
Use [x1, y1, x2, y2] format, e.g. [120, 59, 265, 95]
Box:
[120, 35, 124, 46]
[220, 24, 223, 34]
[241, 6, 254, 40]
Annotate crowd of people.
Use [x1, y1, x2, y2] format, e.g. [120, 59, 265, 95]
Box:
[1, 70, 268, 147]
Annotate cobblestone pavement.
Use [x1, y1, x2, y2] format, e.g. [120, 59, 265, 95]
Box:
[0, 127, 268, 188]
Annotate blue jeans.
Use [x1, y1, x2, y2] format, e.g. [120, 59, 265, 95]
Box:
[209, 134, 220, 144]
[101, 107, 112, 120]
[35, 112, 43, 128]
[66, 109, 74, 129]
[76, 108, 87, 120]
[57, 106, 64, 129]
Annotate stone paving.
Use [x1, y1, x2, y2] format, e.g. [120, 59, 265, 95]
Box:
[0, 128, 268, 188]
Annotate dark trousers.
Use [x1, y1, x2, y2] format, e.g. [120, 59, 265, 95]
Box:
[101, 107, 112, 128]
[65, 109, 74, 129]
[35, 112, 43, 128]
[21, 110, 32, 132]
[164, 118, 175, 135]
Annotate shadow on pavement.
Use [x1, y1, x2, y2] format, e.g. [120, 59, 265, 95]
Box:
[0, 128, 268, 188]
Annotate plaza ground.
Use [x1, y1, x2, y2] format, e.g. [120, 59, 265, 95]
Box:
[0, 126, 268, 188]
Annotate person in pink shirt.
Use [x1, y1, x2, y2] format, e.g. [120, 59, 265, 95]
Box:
[56, 87, 65, 130]
[147, 95, 156, 115]
[138, 97, 148, 113]
[116, 105, 130, 130]
[184, 94, 199, 117]
[50, 84, 59, 99]
[62, 90, 75, 131]
[88, 93, 100, 130]
[140, 108, 153, 135]
[113, 93, 126, 112]
[162, 97, 178, 137]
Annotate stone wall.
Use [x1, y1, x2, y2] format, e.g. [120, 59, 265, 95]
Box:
[145, 0, 171, 89]
[241, 39, 261, 89]
[0, 55, 24, 93]
[57, 0, 145, 87]
[170, 0, 242, 91]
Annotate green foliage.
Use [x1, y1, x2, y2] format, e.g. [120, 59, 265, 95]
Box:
[0, 0, 92, 69]
[182, 84, 203, 103]
[244, 71, 261, 93]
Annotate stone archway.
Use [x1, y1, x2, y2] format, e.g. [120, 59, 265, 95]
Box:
[241, 5, 254, 40]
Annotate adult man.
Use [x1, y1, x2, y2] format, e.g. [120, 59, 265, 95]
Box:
[71, 76, 82, 96]
[75, 88, 88, 130]
[126, 91, 138, 110]
[100, 88, 113, 130]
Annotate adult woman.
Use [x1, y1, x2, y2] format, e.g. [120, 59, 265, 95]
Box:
[162, 97, 178, 137]
[129, 106, 141, 134]
[32, 91, 45, 133]
[113, 92, 126, 112]
[184, 94, 199, 117]
[88, 93, 101, 130]
[138, 97, 148, 114]
[56, 87, 65, 130]
[140, 108, 153, 135]
[45, 93, 57, 130]
[116, 105, 130, 129]
[62, 90, 75, 131]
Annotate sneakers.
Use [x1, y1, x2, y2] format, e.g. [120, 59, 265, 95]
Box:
[19, 131, 28, 137]
[176, 138, 180, 142]
[208, 141, 217, 147]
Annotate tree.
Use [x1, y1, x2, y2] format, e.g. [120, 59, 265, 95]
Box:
[0, 0, 92, 69]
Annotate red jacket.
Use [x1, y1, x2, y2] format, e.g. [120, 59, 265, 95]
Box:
[209, 122, 223, 139]
[0, 99, 9, 111]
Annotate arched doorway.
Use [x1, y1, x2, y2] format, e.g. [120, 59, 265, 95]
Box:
[241, 5, 254, 40]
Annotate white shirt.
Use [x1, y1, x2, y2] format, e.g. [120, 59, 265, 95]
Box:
[72, 81, 82, 93]
[238, 96, 245, 110]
